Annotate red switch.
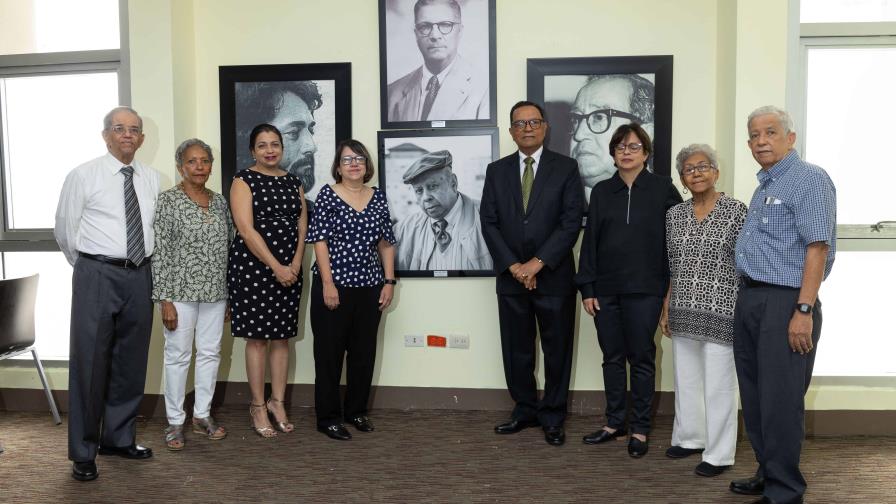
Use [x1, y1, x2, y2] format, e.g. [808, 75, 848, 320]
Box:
[427, 334, 447, 347]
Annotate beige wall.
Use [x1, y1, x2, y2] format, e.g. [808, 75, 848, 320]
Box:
[3, 0, 893, 412]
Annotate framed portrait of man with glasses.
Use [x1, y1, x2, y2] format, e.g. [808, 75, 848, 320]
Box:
[527, 56, 673, 207]
[379, 0, 497, 130]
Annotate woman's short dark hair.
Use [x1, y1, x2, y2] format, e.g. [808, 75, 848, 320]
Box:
[248, 123, 283, 151]
[609, 123, 653, 160]
[331, 139, 375, 184]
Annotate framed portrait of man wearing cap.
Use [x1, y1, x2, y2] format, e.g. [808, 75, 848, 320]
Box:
[378, 127, 498, 277]
[379, 0, 497, 130]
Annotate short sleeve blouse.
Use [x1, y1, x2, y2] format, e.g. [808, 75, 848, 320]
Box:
[306, 184, 396, 287]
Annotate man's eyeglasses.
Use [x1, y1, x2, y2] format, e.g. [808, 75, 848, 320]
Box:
[681, 162, 715, 176]
[569, 109, 641, 135]
[341, 155, 367, 165]
[511, 119, 546, 130]
[415, 21, 459, 36]
[614, 143, 643, 153]
[108, 125, 142, 136]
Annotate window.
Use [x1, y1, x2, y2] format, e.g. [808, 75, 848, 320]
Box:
[0, 0, 127, 360]
[796, 3, 896, 376]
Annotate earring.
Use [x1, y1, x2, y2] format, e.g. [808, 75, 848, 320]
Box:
[682, 187, 689, 194]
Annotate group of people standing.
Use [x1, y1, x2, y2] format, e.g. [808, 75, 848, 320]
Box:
[484, 101, 834, 504]
[56, 101, 834, 504]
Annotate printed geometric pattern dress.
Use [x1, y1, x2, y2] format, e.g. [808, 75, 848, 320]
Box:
[227, 169, 303, 339]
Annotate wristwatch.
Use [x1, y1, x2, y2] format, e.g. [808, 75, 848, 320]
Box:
[384, 278, 397, 285]
[794, 303, 813, 315]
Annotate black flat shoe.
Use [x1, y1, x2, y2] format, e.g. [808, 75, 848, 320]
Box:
[494, 418, 539, 434]
[730, 475, 765, 495]
[98, 444, 153, 459]
[543, 426, 565, 446]
[582, 428, 627, 445]
[694, 461, 731, 477]
[317, 424, 352, 441]
[346, 415, 374, 432]
[665, 445, 705, 459]
[628, 436, 649, 458]
[72, 461, 98, 481]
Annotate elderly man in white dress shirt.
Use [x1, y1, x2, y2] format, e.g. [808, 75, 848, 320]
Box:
[393, 150, 492, 271]
[55, 106, 161, 482]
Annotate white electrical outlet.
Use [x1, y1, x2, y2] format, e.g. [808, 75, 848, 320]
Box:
[449, 334, 470, 349]
[404, 334, 425, 347]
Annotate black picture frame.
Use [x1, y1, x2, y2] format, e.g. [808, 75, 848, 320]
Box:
[378, 127, 498, 277]
[527, 55, 673, 206]
[379, 0, 497, 130]
[219, 63, 351, 209]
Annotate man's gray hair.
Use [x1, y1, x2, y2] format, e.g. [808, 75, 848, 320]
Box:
[175, 138, 214, 167]
[747, 105, 793, 134]
[103, 106, 143, 130]
[414, 0, 461, 20]
[675, 143, 719, 175]
[584, 74, 655, 123]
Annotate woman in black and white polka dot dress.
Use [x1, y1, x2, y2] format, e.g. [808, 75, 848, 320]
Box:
[228, 123, 307, 439]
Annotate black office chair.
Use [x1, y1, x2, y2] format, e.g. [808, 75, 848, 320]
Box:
[0, 274, 61, 425]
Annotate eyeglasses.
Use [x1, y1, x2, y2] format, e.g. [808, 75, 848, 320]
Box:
[511, 119, 546, 130]
[108, 125, 142, 136]
[341, 155, 367, 165]
[614, 142, 643, 153]
[414, 21, 459, 36]
[569, 109, 641, 135]
[681, 162, 715, 176]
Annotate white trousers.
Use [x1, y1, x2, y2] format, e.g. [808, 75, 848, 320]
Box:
[162, 300, 226, 425]
[671, 336, 738, 466]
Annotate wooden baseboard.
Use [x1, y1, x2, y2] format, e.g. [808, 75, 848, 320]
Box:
[2, 385, 892, 436]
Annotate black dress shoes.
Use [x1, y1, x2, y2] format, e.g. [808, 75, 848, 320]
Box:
[748, 498, 802, 504]
[694, 461, 731, 477]
[72, 461, 98, 481]
[98, 444, 153, 459]
[582, 428, 627, 445]
[730, 475, 765, 495]
[543, 426, 565, 446]
[628, 436, 649, 458]
[665, 445, 704, 459]
[318, 423, 352, 441]
[494, 418, 539, 434]
[347, 415, 374, 432]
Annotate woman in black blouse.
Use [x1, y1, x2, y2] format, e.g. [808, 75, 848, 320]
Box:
[306, 139, 397, 441]
[576, 123, 682, 458]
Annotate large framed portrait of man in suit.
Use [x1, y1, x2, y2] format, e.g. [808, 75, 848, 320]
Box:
[379, 0, 497, 130]
[219, 63, 351, 211]
[527, 56, 673, 206]
[378, 128, 498, 277]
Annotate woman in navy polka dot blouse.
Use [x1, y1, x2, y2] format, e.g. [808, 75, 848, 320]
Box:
[306, 139, 397, 441]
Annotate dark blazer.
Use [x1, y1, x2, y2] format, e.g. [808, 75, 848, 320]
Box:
[480, 148, 584, 296]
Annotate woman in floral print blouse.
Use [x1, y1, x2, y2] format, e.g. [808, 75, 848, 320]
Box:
[152, 138, 232, 450]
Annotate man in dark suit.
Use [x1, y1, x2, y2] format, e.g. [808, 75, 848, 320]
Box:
[480, 101, 584, 446]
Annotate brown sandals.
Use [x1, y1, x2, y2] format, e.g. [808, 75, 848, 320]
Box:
[192, 416, 227, 440]
[164, 424, 185, 451]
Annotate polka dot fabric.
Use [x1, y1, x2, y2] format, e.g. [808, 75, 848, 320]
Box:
[228, 169, 303, 340]
[306, 184, 396, 287]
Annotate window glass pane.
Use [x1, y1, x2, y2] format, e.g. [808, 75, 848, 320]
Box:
[813, 251, 896, 376]
[1, 71, 119, 229]
[804, 46, 896, 224]
[0, 0, 120, 55]
[801, 0, 896, 23]
[2, 251, 71, 360]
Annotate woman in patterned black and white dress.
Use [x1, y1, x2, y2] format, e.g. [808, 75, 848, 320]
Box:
[660, 144, 747, 477]
[228, 123, 307, 438]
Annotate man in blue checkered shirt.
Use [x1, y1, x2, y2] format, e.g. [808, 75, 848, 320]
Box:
[728, 106, 836, 504]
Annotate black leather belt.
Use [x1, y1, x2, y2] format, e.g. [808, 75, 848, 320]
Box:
[79, 252, 151, 269]
[741, 276, 796, 290]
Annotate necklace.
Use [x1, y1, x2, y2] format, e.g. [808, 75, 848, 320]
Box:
[180, 183, 213, 223]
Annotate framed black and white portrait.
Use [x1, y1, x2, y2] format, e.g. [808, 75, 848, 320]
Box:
[379, 0, 497, 130]
[378, 128, 498, 277]
[527, 56, 673, 205]
[219, 63, 351, 210]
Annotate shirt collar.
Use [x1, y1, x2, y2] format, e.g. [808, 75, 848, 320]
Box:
[433, 192, 463, 227]
[421, 58, 457, 88]
[518, 146, 544, 166]
[608, 167, 648, 192]
[105, 152, 140, 176]
[757, 149, 799, 184]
